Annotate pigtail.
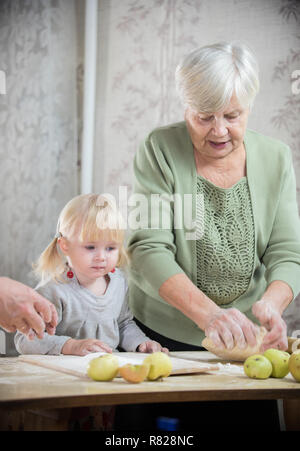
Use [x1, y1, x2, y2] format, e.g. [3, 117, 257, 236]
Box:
[33, 236, 66, 285]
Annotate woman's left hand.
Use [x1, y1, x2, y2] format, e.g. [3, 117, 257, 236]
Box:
[252, 299, 288, 352]
[138, 340, 169, 354]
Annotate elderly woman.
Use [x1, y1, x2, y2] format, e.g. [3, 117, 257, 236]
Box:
[127, 42, 300, 354]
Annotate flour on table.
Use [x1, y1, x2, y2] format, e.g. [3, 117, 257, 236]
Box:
[214, 362, 245, 375]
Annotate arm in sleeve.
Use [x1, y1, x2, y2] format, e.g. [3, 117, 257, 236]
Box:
[117, 286, 150, 351]
[262, 148, 300, 299]
[127, 136, 184, 298]
[14, 284, 71, 355]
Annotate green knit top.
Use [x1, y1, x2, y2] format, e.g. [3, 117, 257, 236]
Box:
[127, 122, 300, 346]
[196, 176, 255, 305]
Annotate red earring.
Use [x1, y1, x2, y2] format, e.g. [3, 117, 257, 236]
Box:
[111, 268, 115, 273]
[67, 269, 74, 278]
[66, 263, 74, 278]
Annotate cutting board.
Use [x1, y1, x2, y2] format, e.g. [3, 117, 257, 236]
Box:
[18, 352, 219, 380]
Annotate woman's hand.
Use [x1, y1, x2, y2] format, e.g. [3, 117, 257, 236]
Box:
[252, 299, 288, 352]
[204, 307, 260, 349]
[62, 338, 113, 356]
[137, 340, 169, 354]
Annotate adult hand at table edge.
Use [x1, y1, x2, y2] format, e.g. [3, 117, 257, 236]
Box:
[0, 276, 58, 338]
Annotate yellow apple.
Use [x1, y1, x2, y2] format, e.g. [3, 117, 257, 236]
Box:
[87, 354, 119, 381]
[244, 354, 272, 379]
[119, 363, 150, 383]
[263, 348, 290, 378]
[143, 352, 172, 380]
[288, 350, 300, 382]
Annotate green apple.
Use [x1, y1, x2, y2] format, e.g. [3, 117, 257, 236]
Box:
[87, 354, 119, 381]
[288, 350, 300, 382]
[263, 348, 290, 378]
[119, 363, 150, 383]
[143, 352, 172, 380]
[244, 354, 272, 379]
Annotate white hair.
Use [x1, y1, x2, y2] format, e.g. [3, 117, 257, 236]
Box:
[175, 41, 260, 113]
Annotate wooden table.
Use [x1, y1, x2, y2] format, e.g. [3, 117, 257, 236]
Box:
[1, 351, 299, 431]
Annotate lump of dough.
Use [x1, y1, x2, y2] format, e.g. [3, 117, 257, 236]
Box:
[201, 327, 267, 362]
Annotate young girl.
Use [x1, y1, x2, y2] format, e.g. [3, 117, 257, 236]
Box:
[14, 193, 168, 356]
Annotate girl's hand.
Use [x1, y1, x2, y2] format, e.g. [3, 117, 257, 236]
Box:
[137, 340, 169, 354]
[204, 307, 260, 350]
[252, 299, 288, 352]
[62, 338, 113, 356]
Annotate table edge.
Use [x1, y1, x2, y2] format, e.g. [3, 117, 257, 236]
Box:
[1, 387, 300, 411]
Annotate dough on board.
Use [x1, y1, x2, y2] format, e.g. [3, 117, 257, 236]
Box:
[201, 327, 267, 362]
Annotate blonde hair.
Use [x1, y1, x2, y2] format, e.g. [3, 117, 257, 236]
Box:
[34, 193, 128, 284]
[175, 41, 260, 113]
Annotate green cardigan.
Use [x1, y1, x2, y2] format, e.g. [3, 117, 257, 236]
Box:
[127, 121, 300, 346]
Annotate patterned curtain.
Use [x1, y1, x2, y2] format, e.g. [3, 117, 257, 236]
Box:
[0, 0, 79, 286]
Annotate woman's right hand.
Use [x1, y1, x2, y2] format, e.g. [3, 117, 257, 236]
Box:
[61, 338, 112, 356]
[204, 307, 260, 349]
